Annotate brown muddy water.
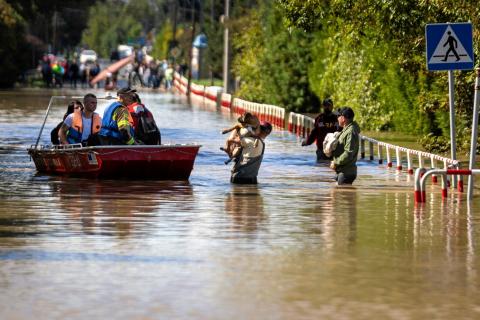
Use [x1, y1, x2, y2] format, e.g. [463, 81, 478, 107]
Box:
[0, 88, 479, 320]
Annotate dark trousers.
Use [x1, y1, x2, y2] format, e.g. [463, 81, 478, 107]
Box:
[335, 172, 356, 185]
[230, 176, 258, 184]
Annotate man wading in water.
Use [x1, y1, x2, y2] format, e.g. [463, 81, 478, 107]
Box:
[230, 121, 272, 184]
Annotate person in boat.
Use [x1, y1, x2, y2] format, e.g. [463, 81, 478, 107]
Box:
[124, 90, 161, 145]
[231, 121, 272, 184]
[301, 97, 341, 162]
[58, 94, 101, 146]
[330, 107, 361, 185]
[50, 100, 82, 144]
[98, 87, 139, 145]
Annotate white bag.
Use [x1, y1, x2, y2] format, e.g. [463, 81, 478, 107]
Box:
[323, 132, 341, 157]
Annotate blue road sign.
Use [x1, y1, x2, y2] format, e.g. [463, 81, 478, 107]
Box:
[425, 22, 474, 71]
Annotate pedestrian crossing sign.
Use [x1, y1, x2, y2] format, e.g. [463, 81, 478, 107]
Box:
[426, 22, 474, 71]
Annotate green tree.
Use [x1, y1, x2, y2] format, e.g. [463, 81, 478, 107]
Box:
[232, 1, 319, 112]
[276, 0, 480, 153]
[0, 0, 30, 87]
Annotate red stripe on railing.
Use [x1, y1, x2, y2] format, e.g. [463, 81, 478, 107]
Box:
[446, 169, 472, 175]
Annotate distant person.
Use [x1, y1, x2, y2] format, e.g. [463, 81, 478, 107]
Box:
[98, 87, 138, 145]
[164, 64, 174, 90]
[58, 94, 101, 146]
[330, 107, 361, 185]
[69, 59, 79, 89]
[51, 61, 64, 88]
[89, 62, 101, 87]
[148, 60, 160, 88]
[40, 55, 53, 88]
[231, 121, 272, 184]
[302, 98, 340, 162]
[50, 100, 82, 144]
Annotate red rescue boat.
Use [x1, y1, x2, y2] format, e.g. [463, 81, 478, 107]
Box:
[28, 95, 201, 180]
[28, 144, 200, 180]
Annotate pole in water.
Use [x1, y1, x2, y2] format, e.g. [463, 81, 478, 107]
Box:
[468, 68, 480, 200]
[448, 70, 458, 188]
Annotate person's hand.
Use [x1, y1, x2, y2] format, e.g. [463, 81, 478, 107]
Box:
[329, 161, 336, 170]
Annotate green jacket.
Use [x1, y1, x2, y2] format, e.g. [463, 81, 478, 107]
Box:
[333, 121, 361, 175]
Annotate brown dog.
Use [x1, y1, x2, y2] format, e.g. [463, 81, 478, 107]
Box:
[221, 112, 260, 163]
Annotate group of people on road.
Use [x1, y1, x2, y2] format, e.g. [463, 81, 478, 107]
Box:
[51, 87, 161, 148]
[222, 97, 359, 186]
[302, 98, 360, 185]
[39, 54, 101, 89]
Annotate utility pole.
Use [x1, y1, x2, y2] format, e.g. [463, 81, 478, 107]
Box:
[210, 0, 214, 85]
[198, 0, 204, 79]
[222, 0, 230, 93]
[171, 0, 178, 65]
[187, 0, 196, 99]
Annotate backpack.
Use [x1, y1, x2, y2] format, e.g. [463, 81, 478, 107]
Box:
[135, 110, 161, 145]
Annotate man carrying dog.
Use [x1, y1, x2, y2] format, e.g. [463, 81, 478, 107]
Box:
[231, 121, 272, 184]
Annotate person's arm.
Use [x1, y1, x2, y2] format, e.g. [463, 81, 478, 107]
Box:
[114, 108, 136, 145]
[58, 123, 69, 145]
[302, 118, 319, 146]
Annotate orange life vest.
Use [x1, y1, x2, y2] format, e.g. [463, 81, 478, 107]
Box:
[67, 109, 102, 144]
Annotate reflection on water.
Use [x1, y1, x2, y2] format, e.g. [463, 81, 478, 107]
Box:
[0, 89, 479, 319]
[225, 185, 266, 233]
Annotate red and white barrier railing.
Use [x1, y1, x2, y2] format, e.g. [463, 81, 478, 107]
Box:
[288, 112, 314, 137]
[220, 93, 232, 108]
[415, 168, 480, 203]
[173, 75, 468, 199]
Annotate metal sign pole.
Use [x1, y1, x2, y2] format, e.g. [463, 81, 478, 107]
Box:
[448, 70, 458, 188]
[468, 68, 480, 200]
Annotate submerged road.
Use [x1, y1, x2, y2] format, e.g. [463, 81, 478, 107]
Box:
[0, 89, 479, 319]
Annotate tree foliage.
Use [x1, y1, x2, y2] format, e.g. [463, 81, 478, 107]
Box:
[81, 0, 147, 57]
[229, 0, 480, 152]
[0, 0, 30, 87]
[232, 1, 319, 112]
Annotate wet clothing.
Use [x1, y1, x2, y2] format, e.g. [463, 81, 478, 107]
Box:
[332, 121, 361, 184]
[231, 137, 265, 184]
[304, 111, 340, 161]
[99, 102, 135, 145]
[63, 110, 101, 144]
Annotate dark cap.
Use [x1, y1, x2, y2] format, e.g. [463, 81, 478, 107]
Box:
[260, 121, 272, 134]
[322, 98, 333, 107]
[117, 87, 137, 95]
[337, 107, 354, 120]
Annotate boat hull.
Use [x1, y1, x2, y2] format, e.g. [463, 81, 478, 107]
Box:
[28, 145, 201, 180]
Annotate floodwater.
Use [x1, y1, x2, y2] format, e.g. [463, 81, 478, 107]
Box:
[0, 88, 479, 320]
